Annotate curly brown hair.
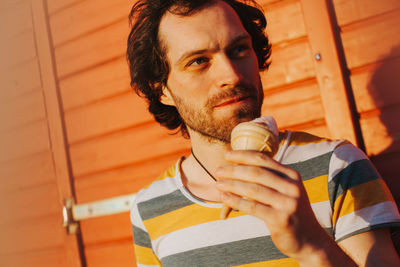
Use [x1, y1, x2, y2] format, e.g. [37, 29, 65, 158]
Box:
[127, 0, 271, 137]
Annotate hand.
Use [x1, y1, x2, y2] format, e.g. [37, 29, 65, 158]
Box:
[215, 150, 356, 266]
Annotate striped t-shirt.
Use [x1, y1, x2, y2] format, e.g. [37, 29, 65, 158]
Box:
[131, 131, 400, 266]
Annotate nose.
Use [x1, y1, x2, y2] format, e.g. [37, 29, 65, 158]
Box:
[214, 54, 244, 88]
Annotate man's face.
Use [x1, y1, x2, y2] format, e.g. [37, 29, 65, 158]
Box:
[158, 1, 264, 143]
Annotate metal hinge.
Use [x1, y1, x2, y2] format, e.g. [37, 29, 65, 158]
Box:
[62, 193, 136, 234]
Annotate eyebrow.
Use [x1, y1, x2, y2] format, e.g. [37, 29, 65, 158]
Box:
[175, 33, 251, 66]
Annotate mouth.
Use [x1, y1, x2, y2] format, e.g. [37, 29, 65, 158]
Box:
[214, 96, 250, 108]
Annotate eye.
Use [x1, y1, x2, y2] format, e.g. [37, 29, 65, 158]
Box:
[188, 56, 209, 67]
[231, 44, 251, 58]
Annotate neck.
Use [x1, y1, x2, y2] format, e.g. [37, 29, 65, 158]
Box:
[181, 129, 232, 202]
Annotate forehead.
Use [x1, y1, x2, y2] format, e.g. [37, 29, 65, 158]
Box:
[158, 1, 248, 62]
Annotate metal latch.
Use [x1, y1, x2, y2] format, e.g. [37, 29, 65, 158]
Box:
[62, 193, 136, 234]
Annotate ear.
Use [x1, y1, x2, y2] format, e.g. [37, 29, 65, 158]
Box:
[160, 85, 176, 106]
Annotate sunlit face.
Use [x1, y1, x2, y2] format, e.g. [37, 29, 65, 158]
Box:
[158, 1, 264, 143]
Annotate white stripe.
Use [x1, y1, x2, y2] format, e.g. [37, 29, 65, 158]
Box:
[130, 201, 147, 231]
[136, 176, 178, 204]
[334, 201, 400, 241]
[153, 215, 269, 258]
[311, 201, 332, 228]
[281, 139, 342, 165]
[328, 143, 368, 182]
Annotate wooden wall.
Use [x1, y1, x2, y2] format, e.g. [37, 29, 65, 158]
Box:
[0, 0, 82, 266]
[1, 0, 399, 266]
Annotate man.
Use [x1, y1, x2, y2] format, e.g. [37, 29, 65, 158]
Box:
[127, 0, 400, 266]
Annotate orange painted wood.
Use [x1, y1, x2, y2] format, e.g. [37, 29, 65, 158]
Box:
[0, 0, 32, 38]
[69, 122, 191, 177]
[0, 151, 56, 193]
[65, 92, 152, 143]
[0, 247, 77, 267]
[81, 213, 131, 245]
[0, 60, 42, 102]
[50, 0, 131, 46]
[0, 215, 66, 254]
[351, 57, 400, 113]
[333, 0, 400, 26]
[85, 241, 136, 267]
[261, 38, 315, 89]
[47, 0, 82, 15]
[75, 150, 188, 202]
[60, 57, 130, 110]
[288, 120, 330, 139]
[300, 0, 359, 145]
[32, 0, 83, 265]
[360, 106, 400, 156]
[341, 10, 400, 69]
[54, 20, 127, 78]
[0, 120, 50, 162]
[0, 90, 47, 132]
[0, 183, 60, 224]
[265, 0, 306, 45]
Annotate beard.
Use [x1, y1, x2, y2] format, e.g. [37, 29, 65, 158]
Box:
[169, 81, 264, 143]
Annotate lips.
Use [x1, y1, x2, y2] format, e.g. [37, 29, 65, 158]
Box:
[214, 96, 250, 108]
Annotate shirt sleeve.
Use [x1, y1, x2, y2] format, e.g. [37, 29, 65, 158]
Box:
[131, 199, 161, 266]
[328, 141, 400, 242]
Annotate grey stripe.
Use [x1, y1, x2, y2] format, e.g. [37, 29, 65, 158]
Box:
[161, 236, 288, 267]
[328, 159, 380, 206]
[132, 225, 152, 248]
[138, 190, 194, 220]
[286, 152, 333, 181]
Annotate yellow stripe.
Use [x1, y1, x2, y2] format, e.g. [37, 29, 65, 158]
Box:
[144, 204, 245, 240]
[332, 179, 394, 224]
[303, 175, 329, 203]
[142, 160, 179, 190]
[235, 258, 299, 266]
[290, 131, 330, 146]
[134, 245, 161, 265]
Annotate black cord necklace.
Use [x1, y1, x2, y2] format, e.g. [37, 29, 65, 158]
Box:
[191, 148, 217, 182]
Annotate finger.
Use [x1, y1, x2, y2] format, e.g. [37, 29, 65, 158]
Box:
[220, 191, 278, 222]
[225, 150, 300, 181]
[216, 165, 300, 197]
[216, 178, 293, 209]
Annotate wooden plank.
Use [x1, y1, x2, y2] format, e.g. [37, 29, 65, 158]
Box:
[263, 96, 325, 128]
[341, 10, 400, 69]
[288, 121, 330, 139]
[47, 0, 84, 15]
[0, 28, 37, 70]
[261, 38, 315, 89]
[60, 57, 130, 110]
[0, 215, 65, 254]
[360, 106, 400, 156]
[31, 1, 83, 266]
[0, 247, 75, 267]
[0, 59, 42, 101]
[0, 120, 50, 163]
[85, 241, 136, 267]
[0, 0, 32, 39]
[300, 0, 359, 145]
[54, 20, 128, 78]
[50, 0, 131, 46]
[75, 150, 188, 203]
[65, 92, 152, 143]
[0, 90, 46, 131]
[81, 213, 131, 245]
[0, 151, 55, 193]
[351, 57, 400, 113]
[333, 0, 400, 26]
[69, 122, 191, 177]
[265, 0, 306, 44]
[0, 183, 60, 225]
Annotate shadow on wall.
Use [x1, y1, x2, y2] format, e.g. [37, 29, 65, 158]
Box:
[366, 45, 400, 253]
